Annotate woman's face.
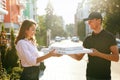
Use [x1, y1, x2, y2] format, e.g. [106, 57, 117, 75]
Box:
[25, 24, 36, 39]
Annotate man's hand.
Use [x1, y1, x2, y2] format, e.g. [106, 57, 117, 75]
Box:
[89, 48, 100, 56]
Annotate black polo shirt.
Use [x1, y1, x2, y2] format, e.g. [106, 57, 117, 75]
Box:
[83, 30, 117, 79]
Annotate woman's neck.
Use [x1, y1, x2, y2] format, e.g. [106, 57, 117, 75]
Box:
[25, 37, 31, 40]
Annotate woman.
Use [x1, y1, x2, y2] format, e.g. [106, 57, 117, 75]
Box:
[15, 19, 60, 80]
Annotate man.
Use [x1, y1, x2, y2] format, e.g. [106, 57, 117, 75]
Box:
[70, 12, 119, 80]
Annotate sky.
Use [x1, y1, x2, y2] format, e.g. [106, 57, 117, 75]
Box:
[37, 0, 82, 24]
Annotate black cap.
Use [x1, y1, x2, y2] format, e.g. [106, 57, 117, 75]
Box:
[84, 12, 102, 21]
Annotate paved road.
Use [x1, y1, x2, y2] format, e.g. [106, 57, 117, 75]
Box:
[111, 56, 120, 80]
[39, 40, 120, 80]
[39, 54, 120, 80]
[39, 55, 87, 80]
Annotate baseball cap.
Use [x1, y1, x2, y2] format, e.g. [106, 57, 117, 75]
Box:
[84, 12, 102, 21]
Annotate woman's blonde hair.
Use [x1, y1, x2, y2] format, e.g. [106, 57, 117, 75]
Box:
[15, 19, 36, 44]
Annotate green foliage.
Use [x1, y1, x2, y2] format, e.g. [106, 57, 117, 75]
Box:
[90, 0, 120, 35]
[0, 24, 20, 80]
[10, 67, 23, 80]
[5, 48, 18, 73]
[1, 46, 7, 68]
[0, 24, 8, 68]
[77, 21, 86, 41]
[1, 23, 5, 31]
[4, 29, 18, 73]
[0, 66, 22, 80]
[104, 13, 120, 35]
[36, 1, 67, 47]
[36, 14, 66, 47]
[0, 68, 10, 80]
[45, 3, 66, 38]
[66, 24, 74, 36]
[45, 14, 66, 39]
[10, 29, 16, 48]
[45, 1, 54, 16]
[36, 16, 47, 46]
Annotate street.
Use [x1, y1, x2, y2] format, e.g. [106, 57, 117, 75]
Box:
[39, 40, 120, 80]
[111, 59, 120, 80]
[39, 55, 120, 80]
[39, 55, 87, 80]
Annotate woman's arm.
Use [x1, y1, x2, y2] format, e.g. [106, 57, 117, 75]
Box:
[36, 50, 62, 63]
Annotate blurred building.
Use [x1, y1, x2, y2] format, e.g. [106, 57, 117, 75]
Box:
[0, 0, 38, 37]
[1, 0, 26, 35]
[0, 0, 8, 24]
[74, 0, 92, 37]
[23, 0, 38, 22]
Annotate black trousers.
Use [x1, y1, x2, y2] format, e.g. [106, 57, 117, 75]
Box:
[87, 76, 111, 80]
[20, 66, 40, 80]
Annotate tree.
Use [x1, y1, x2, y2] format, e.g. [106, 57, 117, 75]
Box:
[66, 24, 74, 36]
[36, 15, 67, 44]
[36, 15, 47, 46]
[5, 29, 18, 73]
[0, 23, 8, 68]
[50, 15, 67, 38]
[77, 21, 86, 41]
[1, 23, 5, 31]
[45, 0, 54, 30]
[45, 1, 66, 39]
[90, 0, 120, 36]
[36, 1, 67, 71]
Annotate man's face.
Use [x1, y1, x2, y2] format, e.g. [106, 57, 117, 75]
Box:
[88, 19, 101, 30]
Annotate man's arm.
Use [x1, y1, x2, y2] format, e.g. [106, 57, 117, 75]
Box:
[89, 45, 119, 62]
[68, 54, 85, 61]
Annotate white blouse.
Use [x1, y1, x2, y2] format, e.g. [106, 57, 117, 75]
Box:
[16, 39, 44, 67]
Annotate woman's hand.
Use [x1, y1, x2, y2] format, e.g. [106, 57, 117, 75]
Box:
[49, 49, 63, 57]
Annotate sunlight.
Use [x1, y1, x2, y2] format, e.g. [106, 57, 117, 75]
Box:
[37, 0, 83, 24]
[40, 55, 87, 80]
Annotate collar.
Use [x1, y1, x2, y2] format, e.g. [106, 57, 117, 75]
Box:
[92, 29, 104, 36]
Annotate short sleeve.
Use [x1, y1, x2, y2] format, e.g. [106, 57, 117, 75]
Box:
[109, 34, 117, 47]
[83, 37, 91, 49]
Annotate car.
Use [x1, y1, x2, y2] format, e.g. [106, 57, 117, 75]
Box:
[55, 36, 61, 42]
[116, 38, 120, 53]
[61, 37, 65, 40]
[71, 36, 79, 42]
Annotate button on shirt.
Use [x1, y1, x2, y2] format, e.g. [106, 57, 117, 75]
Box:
[16, 39, 44, 67]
